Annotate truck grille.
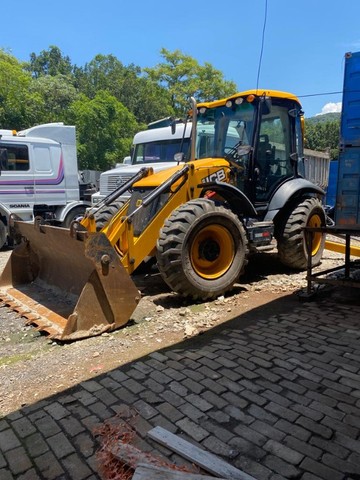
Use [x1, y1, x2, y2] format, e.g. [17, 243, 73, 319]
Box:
[100, 174, 134, 195]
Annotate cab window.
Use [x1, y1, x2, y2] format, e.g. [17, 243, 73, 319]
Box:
[133, 139, 190, 164]
[0, 144, 30, 171]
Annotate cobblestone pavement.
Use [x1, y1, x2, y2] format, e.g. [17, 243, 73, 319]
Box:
[1, 288, 360, 479]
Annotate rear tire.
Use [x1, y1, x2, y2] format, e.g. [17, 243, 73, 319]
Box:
[93, 201, 125, 231]
[276, 197, 326, 269]
[156, 198, 249, 300]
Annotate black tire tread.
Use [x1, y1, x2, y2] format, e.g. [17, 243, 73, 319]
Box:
[277, 197, 325, 269]
[93, 201, 125, 231]
[157, 198, 249, 300]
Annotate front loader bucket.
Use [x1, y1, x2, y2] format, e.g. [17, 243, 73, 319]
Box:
[0, 222, 140, 341]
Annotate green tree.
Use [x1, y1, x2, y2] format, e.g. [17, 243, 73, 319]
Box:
[144, 48, 237, 115]
[304, 119, 340, 160]
[116, 70, 173, 124]
[65, 91, 138, 170]
[74, 54, 127, 99]
[0, 50, 42, 129]
[74, 54, 173, 124]
[28, 74, 79, 124]
[28, 45, 73, 78]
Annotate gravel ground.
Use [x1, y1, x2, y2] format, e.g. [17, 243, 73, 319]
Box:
[0, 238, 356, 416]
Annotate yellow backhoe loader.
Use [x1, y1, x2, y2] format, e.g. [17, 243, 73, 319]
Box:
[0, 90, 327, 340]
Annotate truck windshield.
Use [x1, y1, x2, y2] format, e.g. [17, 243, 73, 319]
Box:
[133, 138, 191, 164]
[196, 101, 256, 159]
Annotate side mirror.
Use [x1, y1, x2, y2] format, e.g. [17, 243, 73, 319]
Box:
[288, 108, 304, 118]
[290, 152, 298, 164]
[261, 96, 272, 115]
[174, 152, 185, 163]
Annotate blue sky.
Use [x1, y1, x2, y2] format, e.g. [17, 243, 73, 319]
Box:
[2, 0, 360, 118]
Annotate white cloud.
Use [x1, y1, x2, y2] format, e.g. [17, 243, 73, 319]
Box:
[316, 102, 342, 116]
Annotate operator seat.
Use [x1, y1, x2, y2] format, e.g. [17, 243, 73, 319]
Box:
[256, 134, 279, 198]
[257, 134, 275, 174]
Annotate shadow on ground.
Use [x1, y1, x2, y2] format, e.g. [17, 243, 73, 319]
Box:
[2, 286, 360, 479]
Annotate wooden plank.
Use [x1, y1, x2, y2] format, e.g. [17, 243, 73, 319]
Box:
[133, 463, 227, 479]
[109, 442, 199, 475]
[148, 426, 257, 480]
[110, 441, 165, 470]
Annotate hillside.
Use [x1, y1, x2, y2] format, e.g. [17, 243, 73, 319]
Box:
[306, 112, 341, 124]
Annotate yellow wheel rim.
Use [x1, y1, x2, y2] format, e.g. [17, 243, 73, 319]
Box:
[307, 213, 323, 255]
[190, 224, 235, 279]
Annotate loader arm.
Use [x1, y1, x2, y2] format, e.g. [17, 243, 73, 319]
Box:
[102, 164, 193, 272]
[99, 158, 237, 273]
[110, 198, 186, 271]
[81, 166, 153, 232]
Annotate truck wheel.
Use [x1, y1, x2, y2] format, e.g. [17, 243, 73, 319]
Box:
[156, 198, 249, 300]
[63, 206, 86, 228]
[93, 201, 124, 231]
[277, 197, 326, 269]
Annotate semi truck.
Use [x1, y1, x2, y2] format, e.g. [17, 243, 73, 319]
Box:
[0, 123, 97, 249]
[91, 121, 192, 205]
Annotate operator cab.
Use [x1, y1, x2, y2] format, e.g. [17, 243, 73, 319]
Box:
[196, 91, 304, 204]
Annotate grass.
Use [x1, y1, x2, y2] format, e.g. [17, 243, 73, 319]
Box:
[0, 352, 35, 367]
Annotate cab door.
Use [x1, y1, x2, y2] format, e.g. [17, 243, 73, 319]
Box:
[0, 140, 35, 221]
[254, 105, 294, 202]
[33, 142, 67, 207]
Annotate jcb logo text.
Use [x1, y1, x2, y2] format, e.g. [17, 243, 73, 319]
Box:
[201, 169, 226, 184]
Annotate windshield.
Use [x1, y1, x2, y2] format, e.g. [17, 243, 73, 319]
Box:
[132, 138, 190, 164]
[196, 101, 256, 159]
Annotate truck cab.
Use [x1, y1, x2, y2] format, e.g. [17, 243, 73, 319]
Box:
[91, 122, 192, 205]
[0, 123, 92, 248]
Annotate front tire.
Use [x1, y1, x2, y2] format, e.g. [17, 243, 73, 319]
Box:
[156, 198, 249, 300]
[63, 206, 87, 228]
[276, 197, 326, 269]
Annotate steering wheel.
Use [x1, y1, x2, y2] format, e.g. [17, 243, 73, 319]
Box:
[224, 143, 242, 161]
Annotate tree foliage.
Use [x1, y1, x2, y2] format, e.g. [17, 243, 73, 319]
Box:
[0, 45, 342, 172]
[0, 50, 42, 129]
[65, 91, 138, 170]
[304, 118, 340, 160]
[74, 54, 173, 124]
[28, 45, 73, 78]
[28, 74, 79, 124]
[144, 48, 237, 115]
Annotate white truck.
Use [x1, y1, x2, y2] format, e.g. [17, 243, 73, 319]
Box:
[91, 122, 193, 205]
[0, 123, 97, 248]
[91, 119, 230, 205]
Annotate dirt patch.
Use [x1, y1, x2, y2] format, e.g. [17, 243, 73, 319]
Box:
[0, 244, 353, 416]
